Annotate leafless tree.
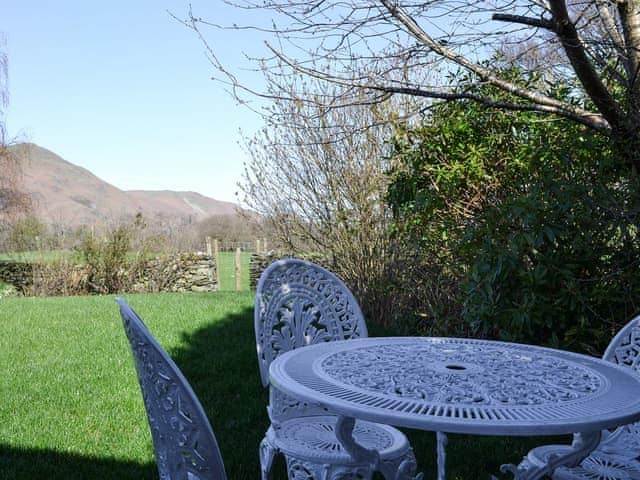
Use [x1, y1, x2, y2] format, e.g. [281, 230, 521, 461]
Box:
[238, 76, 405, 315]
[186, 0, 640, 167]
[0, 37, 32, 244]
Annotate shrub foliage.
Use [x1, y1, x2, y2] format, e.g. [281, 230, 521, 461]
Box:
[388, 73, 640, 352]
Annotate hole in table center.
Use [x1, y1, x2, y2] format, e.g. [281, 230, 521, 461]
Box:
[445, 365, 467, 371]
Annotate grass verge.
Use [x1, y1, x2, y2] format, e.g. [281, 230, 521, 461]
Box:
[0, 250, 74, 263]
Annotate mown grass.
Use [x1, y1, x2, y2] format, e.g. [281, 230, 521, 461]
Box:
[0, 292, 265, 479]
[0, 293, 555, 479]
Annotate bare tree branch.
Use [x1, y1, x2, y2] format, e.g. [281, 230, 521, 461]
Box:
[0, 37, 33, 241]
[493, 13, 554, 30]
[266, 40, 609, 129]
[186, 0, 640, 167]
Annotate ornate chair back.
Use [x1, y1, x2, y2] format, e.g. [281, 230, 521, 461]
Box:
[254, 258, 368, 388]
[117, 297, 227, 480]
[603, 314, 640, 369]
[600, 314, 640, 449]
[498, 316, 640, 480]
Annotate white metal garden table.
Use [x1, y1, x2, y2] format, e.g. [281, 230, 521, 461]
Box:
[268, 337, 640, 480]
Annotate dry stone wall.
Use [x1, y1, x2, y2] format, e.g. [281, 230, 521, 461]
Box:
[135, 253, 218, 293]
[0, 253, 218, 295]
[249, 252, 285, 289]
[0, 262, 34, 294]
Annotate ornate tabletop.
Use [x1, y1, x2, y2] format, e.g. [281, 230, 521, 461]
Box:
[269, 337, 640, 436]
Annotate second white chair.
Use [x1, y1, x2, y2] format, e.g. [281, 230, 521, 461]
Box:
[506, 314, 640, 480]
[254, 258, 421, 480]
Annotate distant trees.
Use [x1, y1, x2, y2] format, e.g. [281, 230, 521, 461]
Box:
[5, 216, 46, 251]
[196, 213, 257, 248]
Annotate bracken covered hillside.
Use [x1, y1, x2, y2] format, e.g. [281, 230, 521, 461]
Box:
[12, 143, 238, 227]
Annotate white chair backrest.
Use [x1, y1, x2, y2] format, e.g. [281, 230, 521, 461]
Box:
[117, 297, 227, 480]
[603, 314, 640, 371]
[254, 258, 368, 387]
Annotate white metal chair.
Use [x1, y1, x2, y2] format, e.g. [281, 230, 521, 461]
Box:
[509, 314, 640, 480]
[255, 258, 421, 480]
[117, 297, 228, 480]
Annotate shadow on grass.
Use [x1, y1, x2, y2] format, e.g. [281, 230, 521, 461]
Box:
[0, 444, 157, 479]
[2, 302, 266, 480]
[168, 305, 277, 479]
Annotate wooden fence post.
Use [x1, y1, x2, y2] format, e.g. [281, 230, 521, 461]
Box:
[256, 239, 261, 255]
[205, 236, 212, 256]
[213, 239, 221, 289]
[235, 247, 242, 291]
[263, 238, 268, 253]
[205, 236, 214, 284]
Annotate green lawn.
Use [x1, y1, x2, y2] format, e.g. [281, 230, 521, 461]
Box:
[0, 293, 555, 479]
[0, 292, 265, 479]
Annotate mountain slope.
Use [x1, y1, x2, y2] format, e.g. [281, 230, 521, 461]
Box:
[12, 143, 238, 227]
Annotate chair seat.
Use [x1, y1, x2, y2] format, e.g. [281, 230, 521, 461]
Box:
[553, 451, 640, 480]
[504, 315, 640, 480]
[598, 426, 640, 457]
[266, 415, 410, 464]
[519, 439, 640, 480]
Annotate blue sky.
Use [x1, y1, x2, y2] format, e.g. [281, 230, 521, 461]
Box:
[3, 1, 268, 204]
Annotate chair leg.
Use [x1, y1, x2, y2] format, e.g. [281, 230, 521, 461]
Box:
[260, 437, 277, 480]
[436, 431, 447, 480]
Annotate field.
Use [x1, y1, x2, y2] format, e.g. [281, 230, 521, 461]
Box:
[0, 292, 554, 479]
[217, 251, 251, 291]
[0, 250, 73, 263]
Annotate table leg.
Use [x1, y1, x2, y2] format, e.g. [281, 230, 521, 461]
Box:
[498, 431, 602, 480]
[437, 431, 448, 480]
[334, 416, 423, 480]
[335, 415, 380, 466]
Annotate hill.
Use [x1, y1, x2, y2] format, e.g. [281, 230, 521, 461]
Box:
[11, 143, 238, 227]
